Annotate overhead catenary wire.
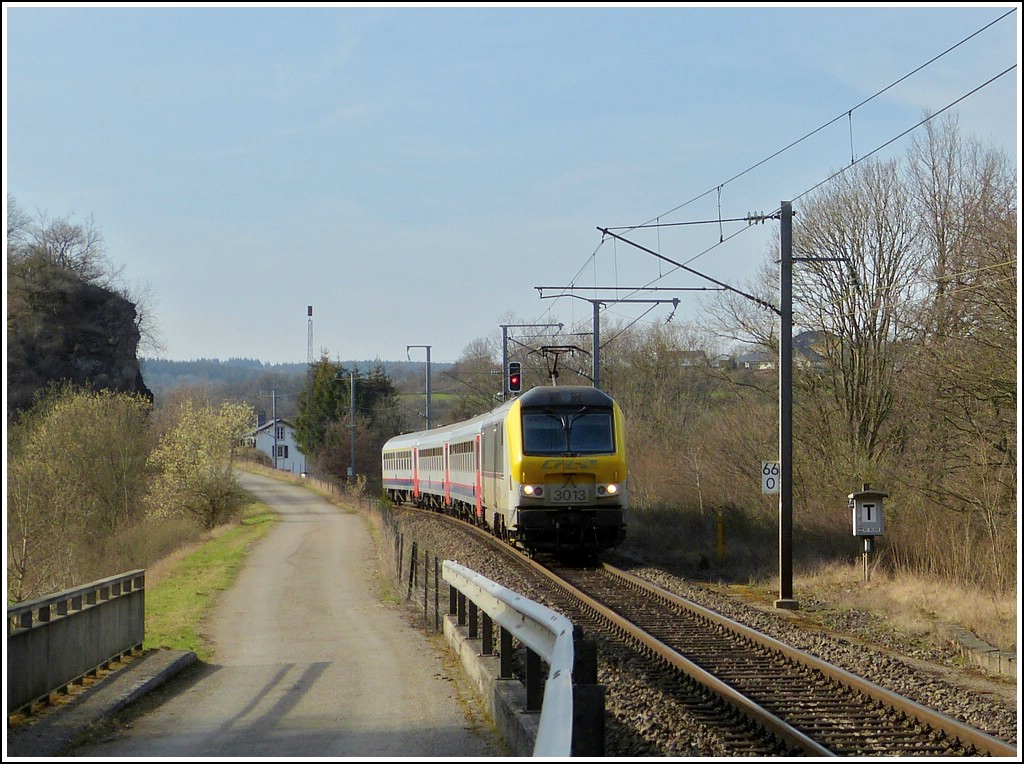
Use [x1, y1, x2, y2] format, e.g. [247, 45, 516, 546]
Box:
[624, 8, 1016, 232]
[590, 10, 1013, 254]
[598, 303, 661, 350]
[543, 9, 1016, 343]
[587, 59, 1015, 316]
[788, 65, 1015, 208]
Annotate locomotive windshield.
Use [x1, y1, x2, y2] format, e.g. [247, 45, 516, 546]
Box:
[521, 406, 615, 455]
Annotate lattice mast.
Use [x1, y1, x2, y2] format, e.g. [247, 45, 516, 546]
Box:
[307, 305, 314, 364]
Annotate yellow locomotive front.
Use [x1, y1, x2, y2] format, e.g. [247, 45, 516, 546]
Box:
[505, 386, 627, 555]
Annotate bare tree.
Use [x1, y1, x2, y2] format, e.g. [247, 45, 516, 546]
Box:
[792, 157, 923, 467]
[7, 194, 32, 249]
[7, 198, 161, 350]
[601, 321, 725, 511]
[444, 337, 503, 421]
[701, 255, 779, 356]
[892, 116, 1017, 591]
[9, 205, 117, 285]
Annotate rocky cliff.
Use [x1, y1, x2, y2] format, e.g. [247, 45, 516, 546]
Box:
[6, 261, 154, 419]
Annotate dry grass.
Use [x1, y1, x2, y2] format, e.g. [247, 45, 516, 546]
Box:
[789, 560, 1018, 654]
[620, 503, 1018, 657]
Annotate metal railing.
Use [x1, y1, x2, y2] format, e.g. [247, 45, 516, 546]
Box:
[443, 560, 604, 757]
[7, 570, 145, 714]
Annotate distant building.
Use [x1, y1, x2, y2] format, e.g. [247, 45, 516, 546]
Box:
[792, 330, 830, 371]
[729, 332, 832, 373]
[736, 351, 775, 371]
[244, 417, 307, 474]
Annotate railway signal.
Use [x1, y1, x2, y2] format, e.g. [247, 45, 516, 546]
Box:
[507, 361, 522, 393]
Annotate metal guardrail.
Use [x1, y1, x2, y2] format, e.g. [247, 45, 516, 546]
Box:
[443, 560, 602, 757]
[7, 570, 146, 714]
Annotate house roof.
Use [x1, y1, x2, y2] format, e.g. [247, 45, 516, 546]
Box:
[251, 417, 296, 435]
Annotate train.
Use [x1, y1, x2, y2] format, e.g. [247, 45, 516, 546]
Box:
[381, 385, 628, 556]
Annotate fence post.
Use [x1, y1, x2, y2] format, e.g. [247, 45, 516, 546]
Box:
[571, 625, 605, 756]
[407, 541, 418, 598]
[434, 557, 441, 632]
[422, 549, 429, 622]
[525, 647, 542, 712]
[482, 612, 493, 655]
[499, 626, 514, 679]
[396, 533, 404, 580]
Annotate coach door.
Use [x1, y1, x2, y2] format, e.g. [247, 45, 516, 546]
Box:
[443, 441, 451, 506]
[489, 423, 506, 513]
[474, 434, 483, 519]
[481, 423, 498, 510]
[412, 446, 420, 499]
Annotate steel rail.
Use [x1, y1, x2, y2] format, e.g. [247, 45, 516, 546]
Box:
[417, 511, 832, 753]
[522, 557, 834, 756]
[607, 563, 1017, 758]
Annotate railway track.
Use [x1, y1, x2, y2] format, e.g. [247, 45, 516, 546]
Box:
[545, 562, 1017, 757]
[398, 509, 1017, 756]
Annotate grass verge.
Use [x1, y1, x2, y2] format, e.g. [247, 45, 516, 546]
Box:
[142, 500, 276, 661]
[618, 506, 1017, 659]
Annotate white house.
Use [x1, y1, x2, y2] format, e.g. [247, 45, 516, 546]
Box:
[245, 417, 307, 474]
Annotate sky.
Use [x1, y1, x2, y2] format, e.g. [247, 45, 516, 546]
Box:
[4, 3, 1020, 365]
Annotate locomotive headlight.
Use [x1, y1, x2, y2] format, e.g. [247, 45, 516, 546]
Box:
[521, 484, 544, 497]
[597, 483, 620, 496]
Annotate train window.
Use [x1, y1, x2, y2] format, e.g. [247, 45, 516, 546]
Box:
[570, 414, 614, 452]
[523, 414, 564, 453]
[522, 408, 614, 455]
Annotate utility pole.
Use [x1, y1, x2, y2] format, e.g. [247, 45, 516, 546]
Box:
[272, 388, 278, 470]
[596, 213, 823, 610]
[348, 369, 356, 482]
[330, 370, 357, 480]
[259, 387, 298, 472]
[774, 199, 845, 608]
[407, 345, 431, 430]
[306, 306, 314, 413]
[777, 201, 797, 609]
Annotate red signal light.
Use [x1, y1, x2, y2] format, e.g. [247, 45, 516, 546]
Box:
[508, 362, 522, 393]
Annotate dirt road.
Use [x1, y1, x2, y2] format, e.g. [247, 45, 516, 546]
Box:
[69, 471, 506, 757]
